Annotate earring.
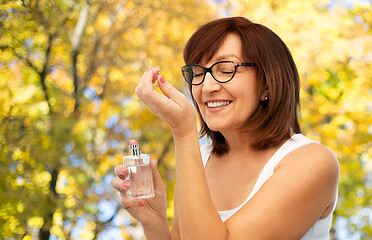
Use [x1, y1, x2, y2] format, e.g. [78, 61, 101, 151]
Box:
[264, 96, 268, 101]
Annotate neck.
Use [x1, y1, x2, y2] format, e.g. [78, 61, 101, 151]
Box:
[220, 129, 257, 155]
[218, 129, 295, 158]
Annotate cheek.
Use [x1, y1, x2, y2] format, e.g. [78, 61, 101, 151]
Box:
[191, 88, 206, 120]
[191, 86, 202, 105]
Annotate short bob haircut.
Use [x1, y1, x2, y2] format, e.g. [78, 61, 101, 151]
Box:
[183, 17, 301, 156]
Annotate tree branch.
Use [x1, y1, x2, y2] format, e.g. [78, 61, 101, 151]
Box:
[93, 204, 122, 239]
[1, 10, 54, 114]
[72, 0, 91, 113]
[1, 45, 40, 74]
[40, 34, 54, 114]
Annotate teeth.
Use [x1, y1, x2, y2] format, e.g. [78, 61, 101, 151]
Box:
[206, 101, 232, 108]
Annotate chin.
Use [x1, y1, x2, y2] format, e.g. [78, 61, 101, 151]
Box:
[206, 123, 230, 133]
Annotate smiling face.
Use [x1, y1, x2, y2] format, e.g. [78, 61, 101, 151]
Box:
[184, 17, 301, 153]
[191, 33, 264, 133]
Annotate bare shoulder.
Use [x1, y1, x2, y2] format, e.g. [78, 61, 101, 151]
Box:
[273, 141, 339, 219]
[288, 142, 338, 170]
[277, 141, 340, 192]
[278, 141, 339, 171]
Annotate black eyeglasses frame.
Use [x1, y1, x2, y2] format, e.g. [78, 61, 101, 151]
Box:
[181, 61, 256, 85]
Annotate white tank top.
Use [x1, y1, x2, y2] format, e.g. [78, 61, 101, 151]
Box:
[200, 134, 337, 240]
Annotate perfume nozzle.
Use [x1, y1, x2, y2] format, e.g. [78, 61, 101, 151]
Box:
[130, 144, 141, 156]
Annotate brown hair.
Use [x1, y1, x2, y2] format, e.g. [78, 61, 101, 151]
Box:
[183, 17, 301, 156]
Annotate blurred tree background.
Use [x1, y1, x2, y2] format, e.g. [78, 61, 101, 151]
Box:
[0, 0, 370, 239]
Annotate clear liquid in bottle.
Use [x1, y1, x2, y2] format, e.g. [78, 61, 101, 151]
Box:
[123, 145, 155, 199]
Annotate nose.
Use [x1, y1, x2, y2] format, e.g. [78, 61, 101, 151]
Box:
[201, 72, 222, 94]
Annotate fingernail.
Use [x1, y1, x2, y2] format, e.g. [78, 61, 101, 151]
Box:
[121, 167, 127, 174]
[159, 75, 165, 84]
[155, 66, 160, 70]
[139, 201, 145, 206]
[123, 182, 130, 188]
[147, 66, 152, 71]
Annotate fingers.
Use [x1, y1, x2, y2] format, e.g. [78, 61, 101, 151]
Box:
[111, 177, 129, 193]
[157, 75, 187, 104]
[114, 165, 128, 179]
[136, 66, 160, 99]
[151, 159, 165, 191]
[129, 138, 139, 147]
[120, 195, 146, 209]
[136, 66, 184, 106]
[114, 157, 164, 195]
[136, 69, 170, 112]
[111, 178, 145, 209]
[152, 66, 160, 83]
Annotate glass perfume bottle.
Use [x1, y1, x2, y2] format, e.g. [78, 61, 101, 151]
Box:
[123, 144, 155, 199]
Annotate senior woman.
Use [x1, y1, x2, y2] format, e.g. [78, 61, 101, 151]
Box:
[111, 17, 339, 240]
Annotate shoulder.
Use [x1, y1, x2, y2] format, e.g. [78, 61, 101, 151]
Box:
[276, 140, 339, 199]
[225, 139, 339, 239]
[278, 135, 339, 170]
[289, 141, 338, 172]
[279, 139, 339, 175]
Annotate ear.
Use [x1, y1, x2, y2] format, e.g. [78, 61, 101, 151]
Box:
[260, 88, 269, 101]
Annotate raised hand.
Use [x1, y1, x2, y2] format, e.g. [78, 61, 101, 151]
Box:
[135, 66, 197, 137]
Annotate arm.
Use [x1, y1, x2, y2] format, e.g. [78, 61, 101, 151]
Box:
[135, 67, 226, 238]
[172, 134, 339, 239]
[173, 131, 228, 239]
[170, 190, 181, 240]
[135, 68, 339, 239]
[225, 143, 339, 239]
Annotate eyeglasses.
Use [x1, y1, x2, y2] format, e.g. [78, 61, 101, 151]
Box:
[181, 61, 256, 85]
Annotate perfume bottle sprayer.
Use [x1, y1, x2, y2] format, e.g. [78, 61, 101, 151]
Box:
[123, 144, 155, 199]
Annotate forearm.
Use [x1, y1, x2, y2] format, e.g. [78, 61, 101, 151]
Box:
[173, 128, 228, 239]
[142, 216, 172, 240]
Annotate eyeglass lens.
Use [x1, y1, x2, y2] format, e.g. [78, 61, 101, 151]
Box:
[182, 62, 236, 84]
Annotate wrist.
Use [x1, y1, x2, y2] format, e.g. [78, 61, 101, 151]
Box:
[169, 110, 198, 138]
[171, 122, 198, 140]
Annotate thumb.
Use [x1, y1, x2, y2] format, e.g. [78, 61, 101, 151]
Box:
[157, 75, 186, 104]
[151, 159, 165, 191]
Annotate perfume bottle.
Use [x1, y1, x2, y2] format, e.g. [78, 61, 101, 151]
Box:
[123, 144, 155, 199]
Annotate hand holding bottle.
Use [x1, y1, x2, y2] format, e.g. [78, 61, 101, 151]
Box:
[111, 139, 168, 229]
[123, 143, 155, 199]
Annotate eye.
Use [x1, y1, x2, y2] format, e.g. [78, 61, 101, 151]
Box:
[221, 70, 234, 75]
[193, 67, 204, 77]
[215, 62, 235, 75]
[219, 67, 234, 75]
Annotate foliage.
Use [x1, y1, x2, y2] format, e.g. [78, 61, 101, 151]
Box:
[0, 0, 370, 239]
[0, 0, 217, 239]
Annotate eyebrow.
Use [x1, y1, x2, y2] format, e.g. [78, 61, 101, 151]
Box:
[213, 54, 241, 62]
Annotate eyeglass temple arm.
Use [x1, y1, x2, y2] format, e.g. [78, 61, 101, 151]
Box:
[238, 62, 256, 67]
